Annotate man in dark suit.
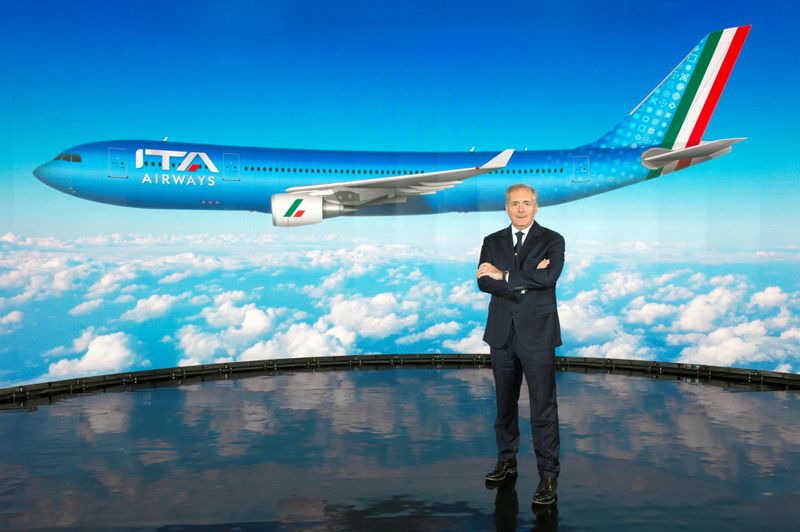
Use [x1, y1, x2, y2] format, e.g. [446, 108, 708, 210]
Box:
[477, 183, 564, 506]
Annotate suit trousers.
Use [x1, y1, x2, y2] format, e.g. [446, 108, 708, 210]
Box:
[490, 322, 560, 479]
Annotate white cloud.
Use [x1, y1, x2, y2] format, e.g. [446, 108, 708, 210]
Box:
[159, 271, 192, 284]
[750, 286, 788, 308]
[573, 332, 653, 360]
[214, 291, 247, 305]
[675, 287, 740, 332]
[186, 294, 209, 306]
[139, 252, 233, 274]
[224, 304, 276, 340]
[6, 233, 800, 383]
[174, 296, 283, 364]
[325, 292, 417, 338]
[122, 294, 180, 322]
[397, 321, 460, 345]
[319, 263, 373, 292]
[238, 322, 352, 362]
[564, 257, 592, 282]
[654, 284, 695, 302]
[765, 307, 791, 329]
[447, 281, 488, 310]
[0, 233, 70, 248]
[405, 279, 443, 307]
[69, 299, 103, 316]
[300, 243, 418, 296]
[0, 310, 22, 324]
[653, 269, 690, 285]
[779, 328, 800, 341]
[625, 296, 677, 325]
[0, 252, 93, 307]
[710, 274, 739, 286]
[600, 271, 646, 300]
[0, 269, 24, 290]
[688, 273, 706, 286]
[678, 320, 771, 367]
[559, 290, 620, 341]
[774, 363, 793, 374]
[121, 284, 147, 293]
[52, 263, 93, 291]
[176, 325, 226, 363]
[203, 300, 251, 327]
[88, 264, 137, 297]
[443, 326, 489, 354]
[0, 310, 23, 335]
[200, 294, 279, 340]
[44, 332, 138, 380]
[44, 327, 97, 357]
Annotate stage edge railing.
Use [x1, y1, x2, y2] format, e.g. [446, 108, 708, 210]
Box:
[1, 354, 798, 410]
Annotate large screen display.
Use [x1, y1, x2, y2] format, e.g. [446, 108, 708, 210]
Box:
[2, 1, 798, 386]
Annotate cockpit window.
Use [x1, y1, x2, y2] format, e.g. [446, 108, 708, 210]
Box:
[53, 153, 82, 163]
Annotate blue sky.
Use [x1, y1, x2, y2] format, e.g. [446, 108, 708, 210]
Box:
[3, 0, 799, 242]
[2, 0, 800, 384]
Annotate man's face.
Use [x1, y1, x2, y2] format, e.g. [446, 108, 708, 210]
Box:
[505, 188, 538, 230]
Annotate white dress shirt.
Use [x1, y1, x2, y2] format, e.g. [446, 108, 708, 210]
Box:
[511, 223, 533, 250]
[504, 223, 533, 284]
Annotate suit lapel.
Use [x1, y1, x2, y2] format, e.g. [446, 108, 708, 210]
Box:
[499, 226, 514, 265]
[518, 221, 544, 263]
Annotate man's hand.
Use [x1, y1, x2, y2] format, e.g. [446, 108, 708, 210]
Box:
[478, 259, 548, 281]
[477, 262, 504, 281]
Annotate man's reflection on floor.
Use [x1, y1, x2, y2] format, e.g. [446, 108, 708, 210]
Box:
[531, 500, 558, 532]
[489, 476, 518, 531]
[489, 475, 559, 532]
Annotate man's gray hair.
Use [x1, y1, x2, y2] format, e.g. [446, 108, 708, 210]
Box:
[505, 183, 538, 204]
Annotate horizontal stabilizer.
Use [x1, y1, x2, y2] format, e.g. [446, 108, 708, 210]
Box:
[641, 138, 746, 169]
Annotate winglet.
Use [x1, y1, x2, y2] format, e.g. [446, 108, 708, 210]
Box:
[480, 149, 514, 170]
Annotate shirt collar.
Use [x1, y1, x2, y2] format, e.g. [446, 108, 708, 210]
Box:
[511, 222, 533, 238]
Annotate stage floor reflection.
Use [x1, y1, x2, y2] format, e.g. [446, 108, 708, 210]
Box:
[2, 368, 799, 530]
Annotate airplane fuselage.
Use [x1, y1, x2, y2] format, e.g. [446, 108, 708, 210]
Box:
[34, 140, 648, 216]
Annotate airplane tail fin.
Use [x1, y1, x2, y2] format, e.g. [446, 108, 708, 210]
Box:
[586, 25, 750, 174]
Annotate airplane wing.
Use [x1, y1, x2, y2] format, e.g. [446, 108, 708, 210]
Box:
[284, 149, 514, 206]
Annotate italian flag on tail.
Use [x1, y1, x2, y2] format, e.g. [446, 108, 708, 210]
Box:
[650, 24, 751, 177]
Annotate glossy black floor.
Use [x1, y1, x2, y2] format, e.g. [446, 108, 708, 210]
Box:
[1, 367, 799, 530]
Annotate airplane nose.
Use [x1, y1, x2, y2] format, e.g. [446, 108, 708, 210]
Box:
[33, 162, 51, 185]
[33, 160, 71, 193]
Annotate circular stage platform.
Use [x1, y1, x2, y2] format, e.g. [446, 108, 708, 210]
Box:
[2, 365, 799, 530]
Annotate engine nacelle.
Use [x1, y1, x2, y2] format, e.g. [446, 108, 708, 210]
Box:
[270, 193, 354, 227]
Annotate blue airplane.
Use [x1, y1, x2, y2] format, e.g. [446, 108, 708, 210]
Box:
[34, 25, 750, 227]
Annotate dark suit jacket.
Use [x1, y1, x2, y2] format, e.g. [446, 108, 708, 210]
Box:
[478, 221, 564, 350]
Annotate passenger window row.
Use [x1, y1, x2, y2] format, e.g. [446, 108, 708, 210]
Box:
[137, 159, 566, 175]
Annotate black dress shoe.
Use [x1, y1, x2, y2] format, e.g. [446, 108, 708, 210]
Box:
[485, 457, 518, 483]
[532, 476, 557, 505]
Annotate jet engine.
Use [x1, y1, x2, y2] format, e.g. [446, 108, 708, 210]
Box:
[270, 193, 353, 227]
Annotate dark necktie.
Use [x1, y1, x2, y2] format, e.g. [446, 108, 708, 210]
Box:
[514, 231, 524, 256]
